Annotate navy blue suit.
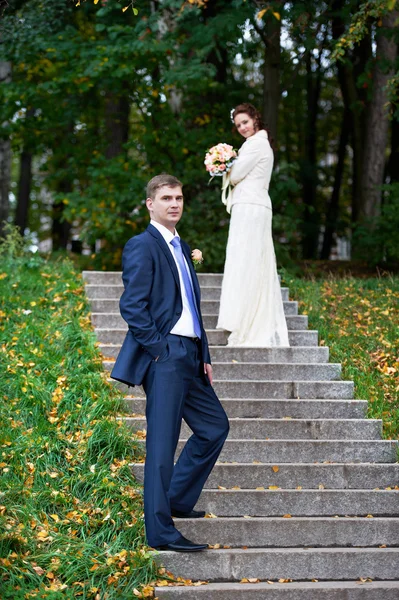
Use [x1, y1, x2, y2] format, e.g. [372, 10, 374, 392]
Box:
[111, 223, 229, 547]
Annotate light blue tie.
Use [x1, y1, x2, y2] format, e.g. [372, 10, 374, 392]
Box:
[170, 237, 202, 339]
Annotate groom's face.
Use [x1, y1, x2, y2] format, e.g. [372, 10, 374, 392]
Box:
[146, 185, 184, 232]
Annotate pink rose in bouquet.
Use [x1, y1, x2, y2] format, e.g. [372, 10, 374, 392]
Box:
[204, 143, 237, 178]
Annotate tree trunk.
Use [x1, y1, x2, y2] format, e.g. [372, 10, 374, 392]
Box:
[320, 109, 350, 259]
[0, 61, 12, 238]
[15, 149, 33, 235]
[51, 122, 75, 251]
[387, 117, 399, 184]
[52, 178, 72, 251]
[262, 9, 281, 144]
[52, 168, 73, 250]
[300, 48, 323, 259]
[104, 92, 130, 159]
[360, 12, 397, 221]
[330, 0, 371, 224]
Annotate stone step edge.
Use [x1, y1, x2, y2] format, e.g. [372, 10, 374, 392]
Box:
[154, 546, 399, 552]
[150, 439, 396, 445]
[166, 516, 399, 522]
[123, 416, 382, 426]
[99, 344, 328, 350]
[97, 328, 317, 334]
[152, 547, 399, 556]
[194, 488, 399, 494]
[113, 380, 353, 385]
[130, 461, 398, 467]
[123, 398, 367, 403]
[111, 362, 342, 368]
[154, 581, 399, 592]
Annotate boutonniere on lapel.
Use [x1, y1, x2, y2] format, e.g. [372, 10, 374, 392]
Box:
[191, 249, 203, 269]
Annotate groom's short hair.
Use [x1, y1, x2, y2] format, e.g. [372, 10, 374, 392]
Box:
[146, 174, 183, 199]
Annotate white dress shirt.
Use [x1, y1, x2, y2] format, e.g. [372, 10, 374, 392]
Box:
[150, 220, 197, 337]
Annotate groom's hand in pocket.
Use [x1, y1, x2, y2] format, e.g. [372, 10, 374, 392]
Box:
[204, 363, 213, 385]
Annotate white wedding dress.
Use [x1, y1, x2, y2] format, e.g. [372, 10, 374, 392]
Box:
[216, 129, 289, 347]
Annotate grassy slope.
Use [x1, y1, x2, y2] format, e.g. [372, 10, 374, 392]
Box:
[0, 249, 157, 599]
[283, 272, 399, 441]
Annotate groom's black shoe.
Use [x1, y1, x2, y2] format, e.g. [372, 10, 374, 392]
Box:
[154, 535, 208, 552]
[171, 509, 206, 519]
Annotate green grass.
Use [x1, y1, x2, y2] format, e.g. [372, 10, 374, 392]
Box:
[0, 231, 159, 598]
[282, 270, 399, 442]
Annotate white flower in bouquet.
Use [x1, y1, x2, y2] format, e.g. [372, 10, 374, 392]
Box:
[204, 143, 237, 178]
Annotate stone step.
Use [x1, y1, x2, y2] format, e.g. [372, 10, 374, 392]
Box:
[105, 362, 341, 382]
[84, 283, 285, 301]
[124, 398, 367, 420]
[88, 297, 295, 315]
[172, 517, 399, 548]
[124, 417, 382, 440]
[154, 580, 399, 599]
[83, 271, 224, 287]
[91, 313, 308, 330]
[193, 489, 399, 517]
[153, 547, 399, 582]
[201, 292, 290, 310]
[206, 329, 318, 346]
[82, 271, 281, 288]
[130, 462, 399, 490]
[203, 312, 302, 328]
[136, 439, 398, 463]
[197, 273, 224, 287]
[111, 379, 354, 399]
[95, 328, 318, 347]
[100, 344, 329, 363]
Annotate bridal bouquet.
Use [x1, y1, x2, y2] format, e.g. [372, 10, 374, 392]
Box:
[204, 143, 237, 178]
[204, 143, 237, 213]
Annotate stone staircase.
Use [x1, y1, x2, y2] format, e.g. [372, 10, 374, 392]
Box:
[82, 271, 399, 599]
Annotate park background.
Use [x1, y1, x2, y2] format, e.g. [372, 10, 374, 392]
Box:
[0, 0, 398, 598]
[1, 0, 399, 272]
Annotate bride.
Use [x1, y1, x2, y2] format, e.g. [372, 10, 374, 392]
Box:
[216, 103, 289, 347]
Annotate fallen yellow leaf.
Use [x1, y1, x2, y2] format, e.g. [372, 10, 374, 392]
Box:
[32, 565, 45, 575]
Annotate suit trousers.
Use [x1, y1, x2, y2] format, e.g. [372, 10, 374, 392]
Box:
[142, 333, 229, 547]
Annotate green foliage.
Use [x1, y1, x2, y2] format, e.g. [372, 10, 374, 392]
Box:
[1, 0, 398, 265]
[284, 273, 399, 441]
[270, 162, 303, 266]
[352, 183, 399, 264]
[0, 228, 159, 597]
[332, 0, 397, 60]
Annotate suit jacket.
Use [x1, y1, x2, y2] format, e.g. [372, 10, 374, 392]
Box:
[229, 129, 273, 212]
[110, 223, 211, 387]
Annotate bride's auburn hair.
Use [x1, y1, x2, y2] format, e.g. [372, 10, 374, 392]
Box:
[232, 103, 265, 132]
[232, 102, 274, 149]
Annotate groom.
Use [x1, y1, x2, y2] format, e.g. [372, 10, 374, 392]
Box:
[111, 174, 229, 552]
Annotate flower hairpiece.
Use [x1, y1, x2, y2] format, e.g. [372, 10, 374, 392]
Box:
[230, 108, 235, 123]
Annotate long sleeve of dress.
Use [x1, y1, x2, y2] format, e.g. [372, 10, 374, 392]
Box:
[230, 137, 263, 186]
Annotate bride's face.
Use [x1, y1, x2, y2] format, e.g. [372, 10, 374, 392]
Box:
[234, 113, 257, 139]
